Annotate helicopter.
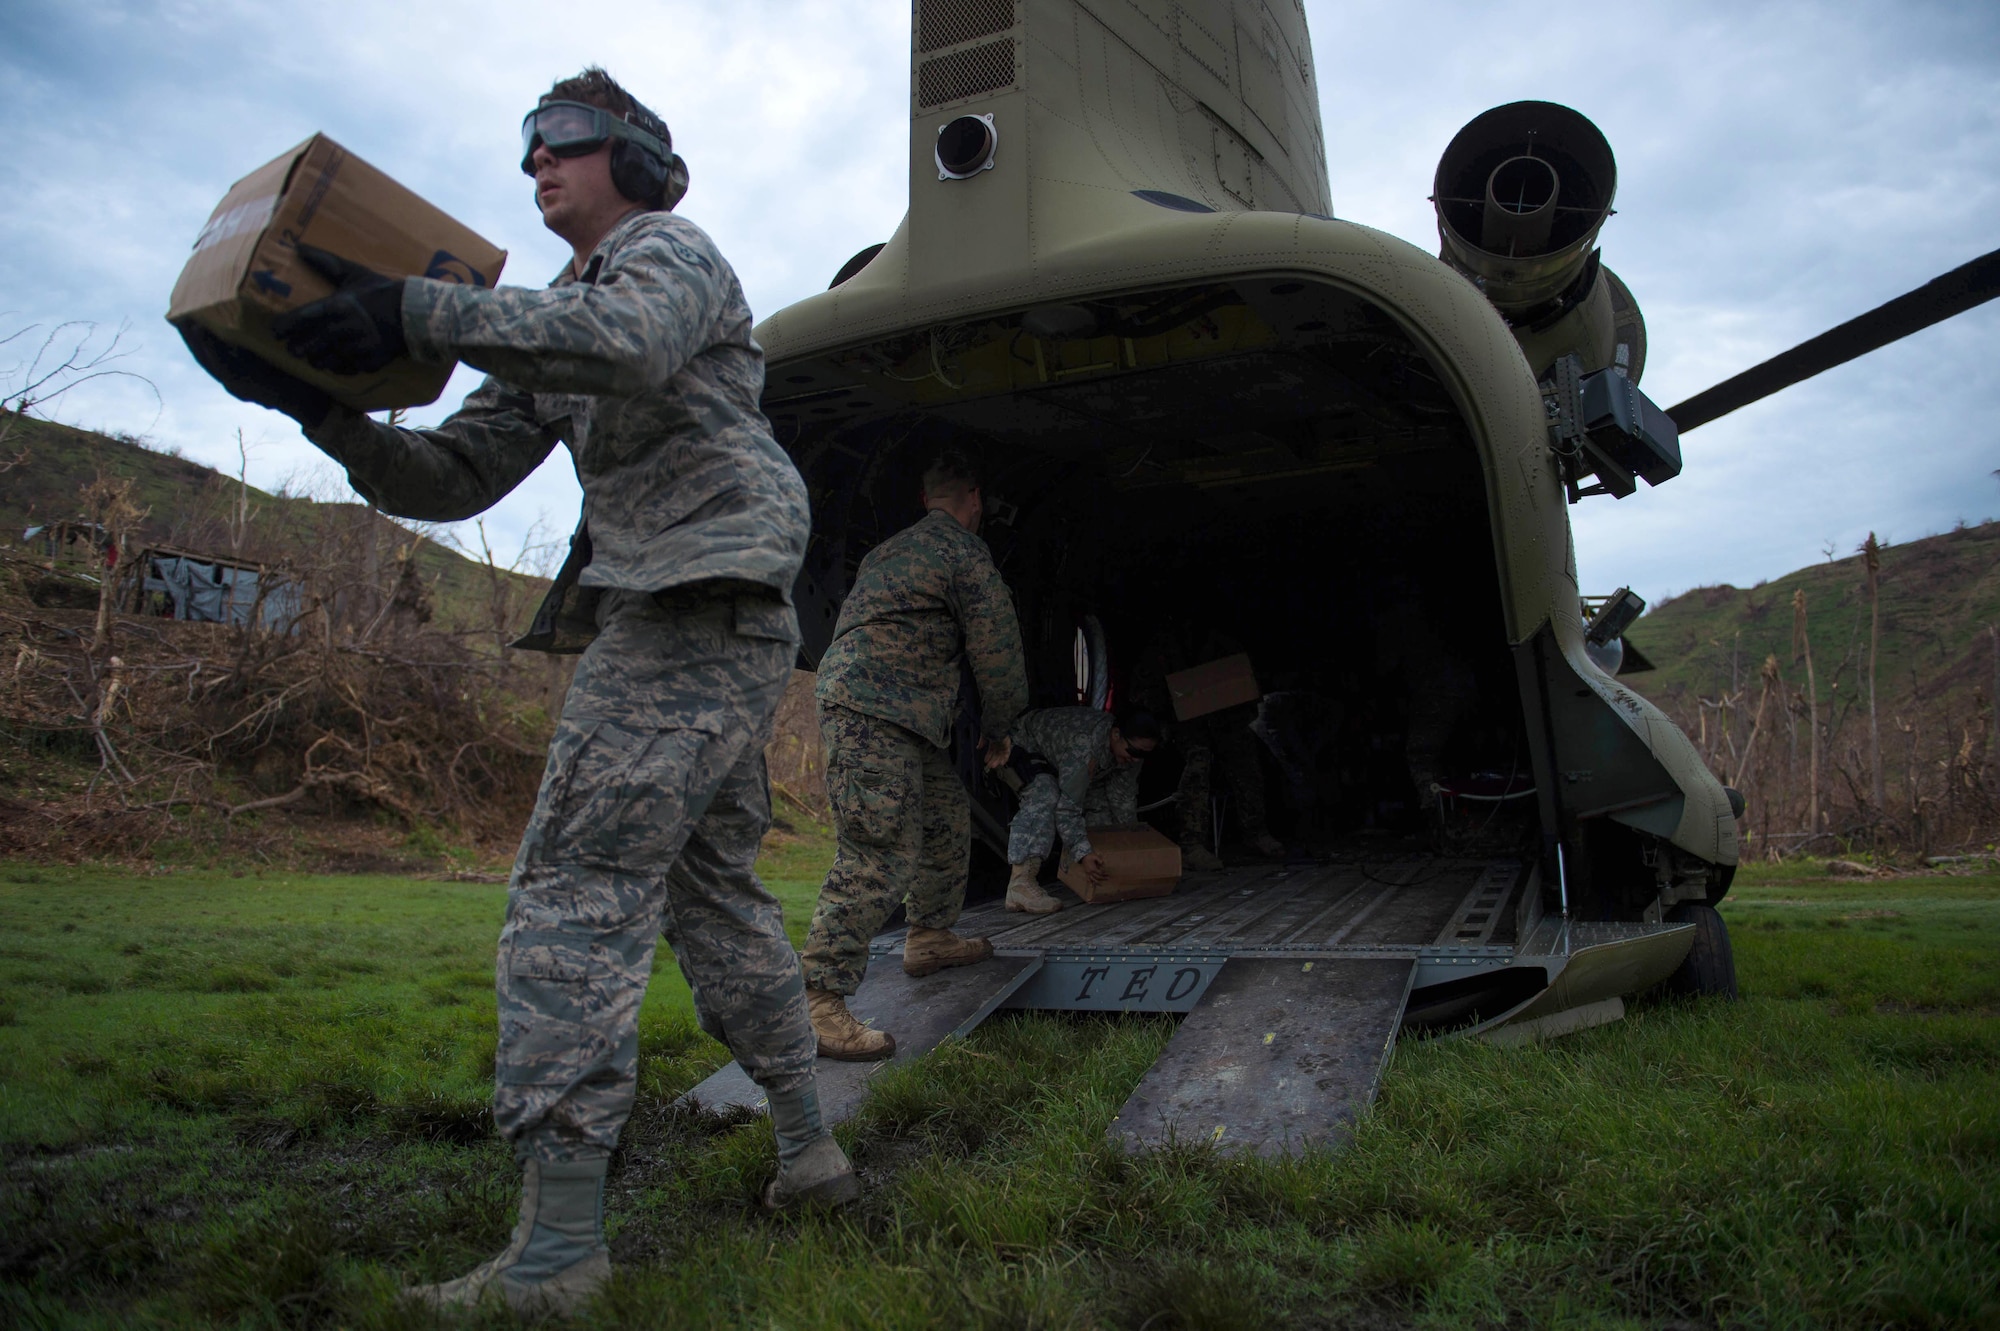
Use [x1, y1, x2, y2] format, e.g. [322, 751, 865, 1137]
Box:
[687, 0, 1999, 1154]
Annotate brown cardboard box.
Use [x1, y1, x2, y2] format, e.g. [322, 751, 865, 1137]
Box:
[1164, 653, 1260, 721]
[167, 135, 507, 412]
[1057, 823, 1182, 903]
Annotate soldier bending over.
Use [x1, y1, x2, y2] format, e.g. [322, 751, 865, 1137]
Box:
[803, 450, 1027, 1059]
[180, 68, 848, 1313]
[1003, 706, 1161, 914]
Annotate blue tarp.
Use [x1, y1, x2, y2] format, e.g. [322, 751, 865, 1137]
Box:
[140, 553, 300, 631]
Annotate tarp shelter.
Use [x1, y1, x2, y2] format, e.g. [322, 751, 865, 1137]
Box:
[132, 546, 300, 631]
[21, 521, 114, 566]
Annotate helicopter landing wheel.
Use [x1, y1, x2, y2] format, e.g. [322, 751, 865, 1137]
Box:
[1662, 901, 1737, 1000]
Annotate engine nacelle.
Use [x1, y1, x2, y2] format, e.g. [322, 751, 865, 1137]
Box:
[1434, 101, 1646, 383]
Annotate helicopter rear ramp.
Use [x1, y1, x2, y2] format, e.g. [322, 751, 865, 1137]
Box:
[679, 953, 1041, 1121]
[678, 858, 1691, 1150]
[1110, 955, 1413, 1155]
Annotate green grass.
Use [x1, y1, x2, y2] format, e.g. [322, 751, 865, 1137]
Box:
[3, 847, 1996, 1328]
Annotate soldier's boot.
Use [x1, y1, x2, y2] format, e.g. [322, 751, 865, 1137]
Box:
[406, 1155, 609, 1315]
[807, 987, 895, 1062]
[761, 1084, 862, 1211]
[1247, 833, 1287, 860]
[902, 926, 994, 977]
[1005, 860, 1063, 914]
[1179, 842, 1225, 872]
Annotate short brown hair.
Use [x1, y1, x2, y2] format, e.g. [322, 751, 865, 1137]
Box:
[921, 450, 981, 501]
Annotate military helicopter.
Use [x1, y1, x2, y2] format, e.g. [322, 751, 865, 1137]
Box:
[688, 0, 1999, 1154]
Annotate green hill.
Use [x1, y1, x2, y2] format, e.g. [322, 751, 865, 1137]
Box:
[0, 409, 551, 634]
[1624, 520, 1999, 852]
[1625, 521, 2000, 721]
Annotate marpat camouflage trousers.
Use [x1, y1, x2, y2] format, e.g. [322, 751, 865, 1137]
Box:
[1177, 710, 1271, 849]
[494, 587, 815, 1162]
[801, 705, 968, 996]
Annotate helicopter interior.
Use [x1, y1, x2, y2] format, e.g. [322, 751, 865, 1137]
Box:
[775, 276, 1544, 868]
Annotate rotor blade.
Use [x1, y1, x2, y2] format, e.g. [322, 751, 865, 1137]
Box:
[1667, 246, 2000, 433]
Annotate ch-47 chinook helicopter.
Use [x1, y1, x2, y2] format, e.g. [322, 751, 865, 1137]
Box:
[688, 0, 2000, 1154]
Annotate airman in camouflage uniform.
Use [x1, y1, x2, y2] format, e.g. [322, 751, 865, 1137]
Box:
[1002, 706, 1160, 913]
[803, 451, 1027, 1059]
[180, 68, 851, 1315]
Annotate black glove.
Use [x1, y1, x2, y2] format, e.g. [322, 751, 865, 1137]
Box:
[269, 244, 409, 376]
[177, 322, 334, 429]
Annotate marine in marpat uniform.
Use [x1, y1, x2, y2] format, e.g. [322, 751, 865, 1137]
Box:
[803, 450, 1027, 1059]
[1002, 707, 1161, 913]
[178, 68, 850, 1314]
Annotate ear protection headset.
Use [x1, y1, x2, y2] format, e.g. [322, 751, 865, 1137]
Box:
[608, 101, 689, 211]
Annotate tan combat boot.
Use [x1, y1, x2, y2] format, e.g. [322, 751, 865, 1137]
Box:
[1005, 860, 1063, 914]
[406, 1156, 610, 1315]
[807, 987, 895, 1061]
[902, 926, 994, 977]
[1180, 842, 1225, 872]
[764, 1135, 862, 1210]
[762, 1084, 863, 1211]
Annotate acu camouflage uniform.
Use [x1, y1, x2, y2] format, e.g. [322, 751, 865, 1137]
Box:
[1005, 706, 1141, 866]
[304, 208, 816, 1164]
[804, 509, 1027, 996]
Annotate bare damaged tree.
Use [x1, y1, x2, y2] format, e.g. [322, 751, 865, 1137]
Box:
[0, 319, 161, 453]
[81, 468, 146, 660]
[1793, 588, 1821, 835]
[473, 518, 516, 663]
[229, 430, 259, 556]
[465, 513, 560, 663]
[1733, 653, 1779, 791]
[1862, 532, 1885, 818]
[1989, 624, 2000, 788]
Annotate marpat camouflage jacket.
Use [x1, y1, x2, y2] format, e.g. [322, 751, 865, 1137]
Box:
[303, 209, 808, 650]
[1011, 706, 1141, 826]
[815, 509, 1027, 749]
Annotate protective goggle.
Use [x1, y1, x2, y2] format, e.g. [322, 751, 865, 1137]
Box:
[520, 100, 670, 175]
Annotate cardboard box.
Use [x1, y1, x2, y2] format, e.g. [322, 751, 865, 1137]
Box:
[1164, 652, 1260, 721]
[1057, 823, 1182, 903]
[167, 134, 507, 412]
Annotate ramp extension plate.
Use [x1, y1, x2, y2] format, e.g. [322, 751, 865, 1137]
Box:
[1112, 956, 1413, 1156]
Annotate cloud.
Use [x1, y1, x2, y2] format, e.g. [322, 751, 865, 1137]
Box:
[1, 0, 910, 564]
[2, 0, 1995, 601]
[1307, 0, 2000, 601]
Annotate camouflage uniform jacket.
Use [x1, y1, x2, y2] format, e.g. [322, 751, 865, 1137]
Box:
[814, 510, 1027, 749]
[304, 209, 808, 650]
[1011, 707, 1140, 825]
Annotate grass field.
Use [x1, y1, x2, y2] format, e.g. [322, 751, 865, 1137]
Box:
[2, 838, 1995, 1329]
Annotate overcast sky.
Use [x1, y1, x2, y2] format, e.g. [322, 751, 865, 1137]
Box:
[3, 0, 1995, 605]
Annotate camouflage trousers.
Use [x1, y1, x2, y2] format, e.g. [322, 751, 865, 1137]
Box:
[1006, 775, 1119, 864]
[494, 586, 815, 1163]
[801, 705, 967, 996]
[1007, 773, 1076, 865]
[1177, 710, 1270, 850]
